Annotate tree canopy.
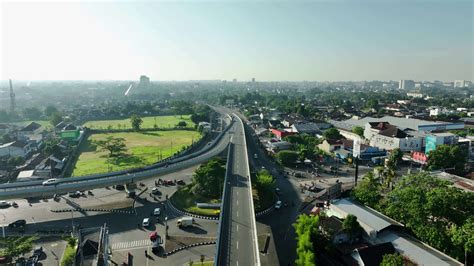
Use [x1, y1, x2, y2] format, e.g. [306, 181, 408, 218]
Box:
[427, 144, 467, 175]
[0, 236, 38, 258]
[130, 114, 143, 131]
[323, 127, 342, 140]
[276, 150, 299, 166]
[380, 253, 404, 266]
[351, 126, 364, 138]
[293, 214, 319, 266]
[93, 136, 127, 157]
[191, 158, 226, 198]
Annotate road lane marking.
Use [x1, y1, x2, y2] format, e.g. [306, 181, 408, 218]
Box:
[236, 200, 238, 205]
[236, 225, 239, 232]
[112, 239, 150, 250]
[236, 211, 239, 217]
[236, 241, 239, 249]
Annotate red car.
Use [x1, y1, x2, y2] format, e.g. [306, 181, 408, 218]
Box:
[163, 180, 174, 185]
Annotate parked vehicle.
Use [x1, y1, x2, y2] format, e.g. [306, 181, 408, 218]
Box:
[0, 201, 11, 207]
[275, 200, 282, 209]
[33, 246, 43, 257]
[42, 178, 58, 186]
[69, 191, 81, 198]
[115, 185, 125, 191]
[163, 180, 174, 185]
[176, 179, 185, 185]
[275, 187, 281, 195]
[177, 217, 194, 228]
[153, 208, 161, 216]
[142, 218, 150, 227]
[151, 187, 160, 195]
[11, 202, 18, 207]
[8, 219, 26, 228]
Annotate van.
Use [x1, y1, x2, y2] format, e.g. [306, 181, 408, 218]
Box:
[177, 217, 194, 228]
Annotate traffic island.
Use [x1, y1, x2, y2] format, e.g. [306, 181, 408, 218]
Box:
[164, 235, 216, 255]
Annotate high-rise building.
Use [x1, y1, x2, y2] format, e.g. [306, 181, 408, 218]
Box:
[232, 78, 237, 83]
[139, 75, 150, 87]
[399, 80, 415, 90]
[454, 80, 469, 88]
[9, 79, 15, 113]
[251, 78, 255, 83]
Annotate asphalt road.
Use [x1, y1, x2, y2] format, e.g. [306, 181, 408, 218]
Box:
[218, 116, 259, 266]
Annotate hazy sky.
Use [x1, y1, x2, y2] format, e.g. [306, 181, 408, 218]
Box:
[1, 0, 473, 81]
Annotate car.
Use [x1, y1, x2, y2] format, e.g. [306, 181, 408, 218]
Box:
[69, 191, 81, 198]
[33, 246, 43, 256]
[176, 179, 185, 185]
[163, 180, 174, 185]
[8, 219, 26, 228]
[153, 208, 161, 216]
[42, 178, 58, 186]
[275, 187, 281, 194]
[275, 200, 282, 209]
[254, 153, 258, 159]
[0, 201, 11, 207]
[142, 218, 150, 227]
[115, 184, 125, 191]
[151, 187, 160, 195]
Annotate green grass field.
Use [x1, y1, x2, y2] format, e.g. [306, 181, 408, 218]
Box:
[83, 115, 194, 130]
[71, 130, 200, 176]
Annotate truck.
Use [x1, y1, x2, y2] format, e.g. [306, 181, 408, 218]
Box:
[177, 217, 194, 228]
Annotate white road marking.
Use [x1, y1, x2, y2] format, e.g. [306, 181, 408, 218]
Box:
[236, 241, 239, 249]
[236, 200, 239, 205]
[237, 261, 239, 266]
[236, 225, 239, 232]
[236, 211, 239, 217]
[112, 239, 150, 250]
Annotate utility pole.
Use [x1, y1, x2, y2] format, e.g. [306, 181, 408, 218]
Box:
[9, 79, 15, 114]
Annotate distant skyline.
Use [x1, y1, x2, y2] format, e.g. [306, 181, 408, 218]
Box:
[1, 0, 473, 81]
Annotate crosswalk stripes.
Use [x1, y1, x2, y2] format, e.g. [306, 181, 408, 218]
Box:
[111, 239, 151, 250]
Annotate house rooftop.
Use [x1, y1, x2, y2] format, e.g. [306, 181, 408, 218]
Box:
[20, 122, 41, 132]
[328, 198, 404, 233]
[330, 115, 463, 132]
[379, 231, 463, 266]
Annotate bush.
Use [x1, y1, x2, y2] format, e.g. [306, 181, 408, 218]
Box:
[276, 150, 299, 166]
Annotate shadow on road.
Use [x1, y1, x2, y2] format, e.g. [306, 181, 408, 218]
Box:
[179, 226, 207, 234]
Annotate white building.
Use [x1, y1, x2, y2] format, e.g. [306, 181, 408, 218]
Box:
[364, 122, 422, 152]
[454, 80, 469, 88]
[406, 92, 423, 98]
[398, 80, 415, 90]
[0, 141, 33, 158]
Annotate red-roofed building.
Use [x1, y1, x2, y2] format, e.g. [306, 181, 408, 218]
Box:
[270, 128, 294, 140]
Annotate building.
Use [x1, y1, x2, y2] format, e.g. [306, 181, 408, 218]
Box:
[454, 80, 469, 88]
[406, 92, 423, 98]
[319, 139, 343, 153]
[251, 77, 255, 83]
[139, 75, 150, 87]
[0, 140, 33, 158]
[270, 128, 293, 140]
[424, 132, 458, 154]
[330, 115, 464, 134]
[291, 122, 322, 135]
[363, 122, 422, 152]
[327, 198, 463, 266]
[398, 80, 415, 90]
[351, 242, 396, 266]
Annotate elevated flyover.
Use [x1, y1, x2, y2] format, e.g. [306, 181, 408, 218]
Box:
[215, 114, 260, 266]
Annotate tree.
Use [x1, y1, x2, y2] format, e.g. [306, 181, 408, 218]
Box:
[1, 134, 12, 144]
[427, 144, 467, 175]
[293, 214, 319, 266]
[323, 127, 342, 140]
[380, 253, 404, 266]
[50, 112, 63, 126]
[22, 107, 42, 120]
[0, 235, 38, 259]
[44, 105, 58, 117]
[93, 136, 127, 157]
[130, 114, 143, 131]
[380, 173, 474, 261]
[387, 148, 403, 169]
[351, 126, 364, 138]
[276, 150, 299, 166]
[177, 121, 187, 128]
[191, 158, 226, 198]
[351, 171, 381, 208]
[450, 218, 474, 264]
[342, 214, 362, 241]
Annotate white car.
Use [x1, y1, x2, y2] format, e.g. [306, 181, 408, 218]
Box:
[0, 201, 11, 207]
[153, 208, 161, 216]
[275, 188, 281, 194]
[142, 218, 150, 227]
[275, 200, 282, 209]
[42, 178, 58, 186]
